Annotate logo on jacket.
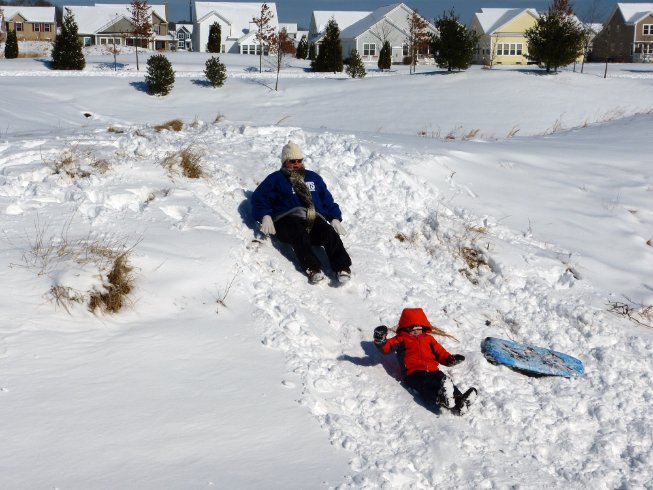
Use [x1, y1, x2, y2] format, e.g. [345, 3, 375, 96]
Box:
[306, 181, 316, 191]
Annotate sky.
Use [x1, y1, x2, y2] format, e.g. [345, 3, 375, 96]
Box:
[1, 46, 653, 487]
[48, 0, 615, 26]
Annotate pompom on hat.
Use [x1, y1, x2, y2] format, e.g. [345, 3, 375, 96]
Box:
[397, 308, 433, 332]
[281, 141, 304, 163]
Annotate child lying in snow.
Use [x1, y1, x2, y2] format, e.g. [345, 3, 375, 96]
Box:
[374, 307, 477, 415]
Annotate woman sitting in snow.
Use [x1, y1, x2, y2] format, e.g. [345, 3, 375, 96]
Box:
[251, 141, 352, 284]
[374, 307, 477, 415]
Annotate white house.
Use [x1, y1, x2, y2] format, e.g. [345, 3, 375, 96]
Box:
[309, 9, 371, 45]
[65, 3, 171, 50]
[309, 3, 436, 64]
[339, 3, 436, 63]
[192, 2, 278, 53]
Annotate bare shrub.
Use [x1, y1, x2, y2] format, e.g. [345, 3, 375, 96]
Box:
[49, 285, 85, 313]
[463, 128, 481, 140]
[214, 113, 226, 123]
[154, 119, 183, 132]
[507, 126, 520, 138]
[89, 253, 134, 313]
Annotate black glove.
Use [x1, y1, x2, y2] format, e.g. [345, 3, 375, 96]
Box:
[446, 354, 465, 366]
[373, 325, 388, 343]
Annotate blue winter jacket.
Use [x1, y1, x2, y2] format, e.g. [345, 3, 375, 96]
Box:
[251, 169, 343, 223]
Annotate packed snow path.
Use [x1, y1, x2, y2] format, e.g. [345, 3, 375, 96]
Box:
[1, 120, 652, 488]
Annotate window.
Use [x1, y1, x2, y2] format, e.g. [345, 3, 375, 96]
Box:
[84, 37, 91, 46]
[15, 22, 23, 31]
[178, 40, 184, 48]
[644, 24, 653, 35]
[178, 32, 185, 39]
[34, 23, 41, 32]
[363, 43, 376, 56]
[44, 23, 51, 32]
[402, 44, 408, 56]
[153, 24, 160, 35]
[496, 43, 523, 56]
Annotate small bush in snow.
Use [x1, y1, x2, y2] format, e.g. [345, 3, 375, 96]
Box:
[204, 56, 227, 87]
[346, 49, 366, 78]
[145, 54, 175, 96]
[4, 30, 19, 59]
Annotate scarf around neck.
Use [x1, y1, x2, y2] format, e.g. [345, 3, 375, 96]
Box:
[282, 166, 316, 233]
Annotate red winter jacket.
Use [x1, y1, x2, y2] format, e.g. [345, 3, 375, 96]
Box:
[377, 331, 455, 377]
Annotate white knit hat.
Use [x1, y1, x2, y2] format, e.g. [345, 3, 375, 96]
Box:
[281, 142, 304, 163]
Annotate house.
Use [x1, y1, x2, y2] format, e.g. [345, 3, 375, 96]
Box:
[192, 2, 279, 53]
[171, 22, 193, 50]
[1, 6, 56, 42]
[309, 4, 435, 63]
[309, 9, 371, 45]
[338, 3, 436, 63]
[64, 3, 171, 50]
[592, 3, 653, 62]
[469, 8, 540, 65]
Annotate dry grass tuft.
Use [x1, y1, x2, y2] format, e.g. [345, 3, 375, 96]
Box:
[107, 126, 125, 134]
[463, 128, 481, 140]
[214, 113, 226, 123]
[461, 246, 487, 270]
[154, 119, 184, 132]
[646, 238, 652, 247]
[507, 126, 520, 138]
[394, 231, 419, 244]
[607, 297, 653, 328]
[163, 147, 203, 179]
[89, 253, 134, 313]
[49, 285, 85, 313]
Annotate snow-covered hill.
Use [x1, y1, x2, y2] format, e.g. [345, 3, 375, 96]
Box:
[1, 52, 652, 488]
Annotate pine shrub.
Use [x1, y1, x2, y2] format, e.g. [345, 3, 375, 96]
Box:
[312, 18, 343, 72]
[4, 30, 18, 59]
[378, 40, 392, 71]
[346, 49, 366, 78]
[52, 9, 85, 70]
[207, 22, 221, 53]
[145, 54, 175, 95]
[204, 55, 227, 87]
[296, 35, 308, 59]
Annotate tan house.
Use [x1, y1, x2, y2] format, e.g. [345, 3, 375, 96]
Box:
[1, 6, 56, 42]
[64, 3, 171, 50]
[592, 3, 653, 62]
[469, 8, 540, 66]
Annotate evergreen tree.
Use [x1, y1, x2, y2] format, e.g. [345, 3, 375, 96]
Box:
[51, 9, 85, 70]
[207, 22, 221, 53]
[377, 40, 392, 71]
[204, 55, 227, 87]
[430, 10, 479, 71]
[145, 54, 175, 95]
[525, 0, 584, 73]
[312, 18, 343, 73]
[346, 49, 366, 78]
[4, 29, 19, 59]
[308, 42, 316, 61]
[296, 35, 308, 59]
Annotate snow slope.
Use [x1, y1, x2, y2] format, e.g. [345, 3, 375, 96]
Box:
[1, 50, 652, 488]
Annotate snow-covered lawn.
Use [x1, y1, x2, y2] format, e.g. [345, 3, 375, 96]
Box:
[1, 47, 652, 488]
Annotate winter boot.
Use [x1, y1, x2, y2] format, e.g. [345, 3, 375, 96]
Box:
[453, 388, 477, 416]
[337, 268, 351, 284]
[437, 377, 456, 409]
[307, 268, 325, 284]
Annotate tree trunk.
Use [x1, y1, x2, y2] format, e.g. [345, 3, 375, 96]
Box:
[603, 58, 608, 78]
[135, 39, 140, 71]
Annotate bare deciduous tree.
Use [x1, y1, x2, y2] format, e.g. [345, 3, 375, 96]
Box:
[269, 27, 296, 91]
[129, 0, 152, 71]
[252, 3, 275, 73]
[406, 11, 430, 74]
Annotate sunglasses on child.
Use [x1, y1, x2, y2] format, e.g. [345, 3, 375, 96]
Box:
[285, 159, 303, 164]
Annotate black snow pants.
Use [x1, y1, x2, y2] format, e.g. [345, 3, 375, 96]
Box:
[274, 215, 352, 273]
[404, 370, 462, 406]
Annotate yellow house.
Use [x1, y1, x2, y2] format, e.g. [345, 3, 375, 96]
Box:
[470, 8, 540, 66]
[2, 6, 56, 42]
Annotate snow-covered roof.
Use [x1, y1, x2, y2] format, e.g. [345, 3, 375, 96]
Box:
[473, 8, 539, 34]
[340, 3, 408, 39]
[615, 3, 653, 24]
[194, 2, 278, 36]
[312, 10, 371, 35]
[64, 3, 167, 34]
[279, 22, 297, 34]
[1, 6, 55, 23]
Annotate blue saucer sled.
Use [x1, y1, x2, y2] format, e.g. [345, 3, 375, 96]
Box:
[481, 337, 584, 377]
